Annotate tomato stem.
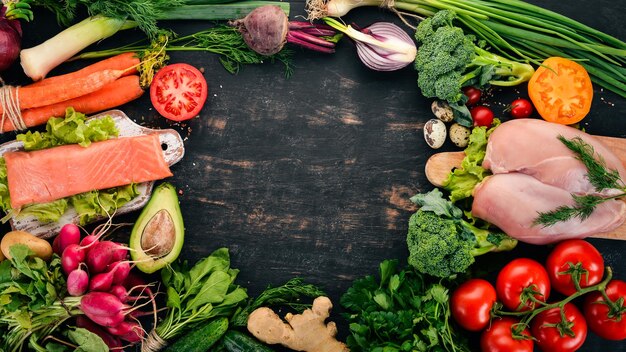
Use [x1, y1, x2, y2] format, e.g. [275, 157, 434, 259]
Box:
[494, 266, 614, 326]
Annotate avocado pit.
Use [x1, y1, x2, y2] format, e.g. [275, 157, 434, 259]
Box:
[141, 209, 175, 258]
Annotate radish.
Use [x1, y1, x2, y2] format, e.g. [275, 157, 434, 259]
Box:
[75, 315, 123, 350]
[62, 243, 86, 275]
[80, 234, 99, 253]
[108, 260, 131, 285]
[54, 223, 82, 255]
[86, 241, 127, 274]
[67, 264, 89, 296]
[111, 243, 128, 262]
[89, 271, 115, 292]
[105, 320, 144, 341]
[80, 292, 130, 328]
[230, 5, 336, 56]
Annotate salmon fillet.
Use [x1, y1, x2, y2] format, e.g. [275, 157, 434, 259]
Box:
[5, 134, 172, 209]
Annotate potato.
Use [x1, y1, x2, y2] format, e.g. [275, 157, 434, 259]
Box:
[1, 230, 53, 261]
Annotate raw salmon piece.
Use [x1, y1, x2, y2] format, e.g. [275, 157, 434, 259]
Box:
[5, 134, 172, 209]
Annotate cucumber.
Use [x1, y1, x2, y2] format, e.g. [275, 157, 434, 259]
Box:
[165, 317, 229, 352]
[222, 330, 275, 352]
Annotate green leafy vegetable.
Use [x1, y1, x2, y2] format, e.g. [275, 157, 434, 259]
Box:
[17, 108, 118, 150]
[0, 246, 82, 352]
[407, 189, 517, 278]
[443, 119, 500, 203]
[146, 248, 248, 351]
[70, 184, 139, 225]
[341, 259, 471, 352]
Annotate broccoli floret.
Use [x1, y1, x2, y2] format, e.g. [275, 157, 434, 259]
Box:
[414, 10, 535, 124]
[407, 189, 517, 278]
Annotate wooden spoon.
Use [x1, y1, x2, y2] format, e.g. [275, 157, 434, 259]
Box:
[424, 135, 626, 240]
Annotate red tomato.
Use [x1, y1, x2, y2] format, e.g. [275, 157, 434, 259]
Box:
[496, 258, 550, 311]
[451, 279, 496, 331]
[470, 106, 494, 127]
[150, 63, 208, 121]
[480, 317, 533, 352]
[509, 98, 533, 119]
[531, 303, 587, 352]
[462, 86, 482, 106]
[583, 280, 626, 341]
[546, 240, 604, 296]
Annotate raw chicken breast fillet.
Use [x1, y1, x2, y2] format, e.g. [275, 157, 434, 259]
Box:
[483, 119, 626, 196]
[472, 173, 626, 245]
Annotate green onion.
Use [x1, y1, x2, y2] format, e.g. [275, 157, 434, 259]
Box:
[158, 1, 290, 20]
[306, 0, 626, 97]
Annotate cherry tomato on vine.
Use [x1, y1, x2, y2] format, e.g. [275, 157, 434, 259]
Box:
[583, 280, 626, 341]
[470, 106, 494, 127]
[150, 63, 208, 121]
[546, 240, 604, 296]
[462, 86, 482, 106]
[496, 258, 550, 311]
[480, 317, 534, 352]
[531, 303, 587, 352]
[451, 279, 496, 332]
[509, 98, 533, 119]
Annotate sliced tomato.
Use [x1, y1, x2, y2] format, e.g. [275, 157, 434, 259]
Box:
[150, 63, 208, 121]
[528, 57, 593, 125]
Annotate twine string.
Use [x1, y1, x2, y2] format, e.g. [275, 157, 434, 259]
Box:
[0, 83, 26, 133]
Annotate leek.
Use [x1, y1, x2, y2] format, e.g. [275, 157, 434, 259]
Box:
[158, 1, 290, 20]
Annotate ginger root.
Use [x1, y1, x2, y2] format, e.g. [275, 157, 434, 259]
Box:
[247, 296, 349, 352]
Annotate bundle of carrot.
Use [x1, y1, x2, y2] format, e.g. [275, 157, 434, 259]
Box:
[1, 52, 144, 133]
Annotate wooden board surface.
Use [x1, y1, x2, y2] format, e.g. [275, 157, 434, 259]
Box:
[1, 1, 625, 351]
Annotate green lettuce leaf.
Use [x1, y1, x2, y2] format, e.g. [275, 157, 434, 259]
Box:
[70, 184, 140, 225]
[443, 119, 500, 203]
[18, 199, 69, 223]
[17, 108, 118, 150]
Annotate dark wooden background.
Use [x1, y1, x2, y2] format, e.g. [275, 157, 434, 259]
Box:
[4, 0, 626, 350]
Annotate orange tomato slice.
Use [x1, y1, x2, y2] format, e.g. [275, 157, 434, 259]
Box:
[528, 57, 593, 125]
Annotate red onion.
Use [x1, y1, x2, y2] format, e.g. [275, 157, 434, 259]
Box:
[0, 6, 23, 72]
[324, 18, 416, 71]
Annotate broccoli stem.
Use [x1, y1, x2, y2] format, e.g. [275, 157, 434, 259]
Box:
[470, 46, 535, 86]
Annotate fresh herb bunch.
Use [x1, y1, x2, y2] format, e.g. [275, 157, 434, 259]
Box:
[534, 136, 626, 227]
[231, 277, 326, 327]
[0, 245, 83, 351]
[32, 0, 185, 38]
[73, 26, 294, 77]
[341, 259, 471, 352]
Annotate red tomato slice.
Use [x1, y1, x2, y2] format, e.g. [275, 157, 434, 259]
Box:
[150, 63, 208, 121]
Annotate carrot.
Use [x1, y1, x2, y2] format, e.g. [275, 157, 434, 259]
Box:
[0, 69, 126, 118]
[28, 53, 140, 88]
[3, 76, 144, 132]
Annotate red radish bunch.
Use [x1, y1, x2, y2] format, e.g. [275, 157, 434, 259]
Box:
[51, 223, 154, 348]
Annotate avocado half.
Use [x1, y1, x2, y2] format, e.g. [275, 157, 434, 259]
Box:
[130, 182, 184, 274]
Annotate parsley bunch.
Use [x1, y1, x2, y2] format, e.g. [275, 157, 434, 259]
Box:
[340, 260, 471, 352]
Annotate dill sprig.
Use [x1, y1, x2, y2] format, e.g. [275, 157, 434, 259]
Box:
[72, 25, 294, 77]
[558, 135, 624, 190]
[230, 277, 325, 327]
[534, 136, 626, 227]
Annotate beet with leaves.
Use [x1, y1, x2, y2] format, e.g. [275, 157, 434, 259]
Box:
[230, 5, 336, 56]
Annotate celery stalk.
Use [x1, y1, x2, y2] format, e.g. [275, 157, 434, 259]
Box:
[20, 15, 136, 81]
[158, 1, 290, 20]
